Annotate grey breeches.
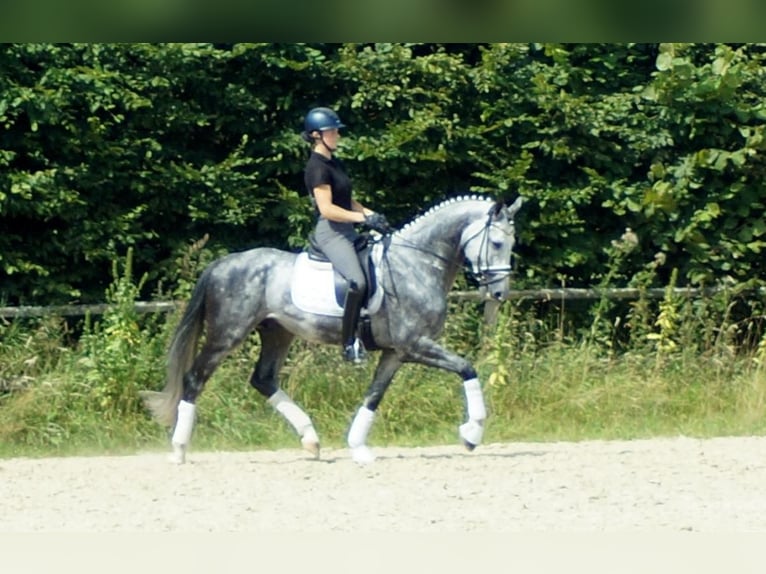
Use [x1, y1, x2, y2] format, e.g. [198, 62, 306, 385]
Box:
[313, 218, 367, 293]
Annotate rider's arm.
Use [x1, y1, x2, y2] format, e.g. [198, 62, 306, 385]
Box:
[313, 185, 366, 223]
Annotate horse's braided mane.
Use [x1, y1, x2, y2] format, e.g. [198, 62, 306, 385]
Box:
[397, 194, 493, 235]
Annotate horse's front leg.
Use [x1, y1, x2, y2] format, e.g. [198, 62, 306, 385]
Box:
[403, 337, 487, 450]
[347, 349, 403, 464]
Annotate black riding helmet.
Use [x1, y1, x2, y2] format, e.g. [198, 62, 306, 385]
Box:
[302, 107, 346, 142]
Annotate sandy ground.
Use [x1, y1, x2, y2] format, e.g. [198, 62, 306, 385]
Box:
[2, 435, 766, 533]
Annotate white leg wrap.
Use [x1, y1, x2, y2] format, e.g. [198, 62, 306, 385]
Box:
[460, 378, 486, 448]
[170, 400, 196, 464]
[463, 378, 487, 422]
[347, 406, 375, 449]
[268, 389, 314, 436]
[172, 400, 196, 446]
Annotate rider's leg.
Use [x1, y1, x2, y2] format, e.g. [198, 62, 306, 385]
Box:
[313, 221, 368, 362]
[341, 281, 366, 363]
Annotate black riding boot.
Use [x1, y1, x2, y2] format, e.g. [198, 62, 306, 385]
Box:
[341, 284, 367, 364]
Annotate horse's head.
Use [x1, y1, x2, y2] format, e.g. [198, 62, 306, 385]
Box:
[460, 196, 524, 301]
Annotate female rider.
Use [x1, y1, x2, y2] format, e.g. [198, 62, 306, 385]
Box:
[302, 107, 390, 363]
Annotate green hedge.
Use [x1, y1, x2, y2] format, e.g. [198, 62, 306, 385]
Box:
[2, 43, 766, 305]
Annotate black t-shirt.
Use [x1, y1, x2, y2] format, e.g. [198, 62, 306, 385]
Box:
[304, 151, 353, 213]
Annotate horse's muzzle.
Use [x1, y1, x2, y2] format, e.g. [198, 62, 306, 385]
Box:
[490, 287, 509, 301]
[478, 272, 510, 301]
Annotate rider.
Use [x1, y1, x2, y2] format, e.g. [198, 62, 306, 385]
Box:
[302, 106, 391, 363]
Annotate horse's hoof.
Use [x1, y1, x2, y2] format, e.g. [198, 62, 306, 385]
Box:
[302, 438, 321, 459]
[351, 445, 376, 465]
[169, 443, 186, 464]
[301, 428, 321, 459]
[459, 420, 484, 449]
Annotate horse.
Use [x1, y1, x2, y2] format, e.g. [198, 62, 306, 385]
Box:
[141, 194, 524, 464]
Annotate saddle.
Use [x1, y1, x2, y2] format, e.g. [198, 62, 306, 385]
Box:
[290, 233, 384, 318]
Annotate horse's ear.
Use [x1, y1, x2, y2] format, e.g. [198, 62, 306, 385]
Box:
[491, 198, 504, 217]
[506, 195, 524, 218]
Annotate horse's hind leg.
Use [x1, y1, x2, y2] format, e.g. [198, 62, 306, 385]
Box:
[170, 334, 247, 463]
[251, 320, 320, 459]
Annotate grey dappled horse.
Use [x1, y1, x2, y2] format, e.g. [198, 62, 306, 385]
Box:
[141, 195, 523, 464]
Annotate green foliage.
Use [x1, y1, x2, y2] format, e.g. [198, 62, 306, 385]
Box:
[0, 250, 168, 452]
[639, 44, 766, 286]
[5, 42, 766, 458]
[646, 268, 682, 355]
[1, 43, 765, 306]
[0, 43, 327, 304]
[0, 315, 72, 394]
[3, 274, 766, 456]
[588, 227, 640, 348]
[77, 249, 166, 417]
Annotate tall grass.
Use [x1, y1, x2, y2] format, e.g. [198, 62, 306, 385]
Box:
[2, 251, 766, 458]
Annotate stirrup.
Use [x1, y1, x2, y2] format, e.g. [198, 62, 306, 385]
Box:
[343, 338, 367, 364]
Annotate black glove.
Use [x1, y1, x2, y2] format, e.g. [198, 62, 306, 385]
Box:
[363, 212, 392, 234]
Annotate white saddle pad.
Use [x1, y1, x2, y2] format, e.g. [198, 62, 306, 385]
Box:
[290, 245, 384, 317]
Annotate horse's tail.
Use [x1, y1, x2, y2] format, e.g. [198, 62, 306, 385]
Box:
[140, 267, 211, 427]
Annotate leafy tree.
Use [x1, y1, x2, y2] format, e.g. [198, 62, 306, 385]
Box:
[2, 43, 766, 307]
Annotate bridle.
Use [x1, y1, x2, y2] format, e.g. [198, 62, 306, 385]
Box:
[376, 204, 515, 289]
[460, 211, 514, 288]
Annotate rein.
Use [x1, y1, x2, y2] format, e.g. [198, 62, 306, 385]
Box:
[380, 210, 513, 288]
[388, 236, 454, 267]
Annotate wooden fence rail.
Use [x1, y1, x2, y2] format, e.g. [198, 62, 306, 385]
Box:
[2, 286, 761, 319]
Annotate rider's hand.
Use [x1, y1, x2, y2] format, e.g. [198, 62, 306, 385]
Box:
[363, 212, 392, 234]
